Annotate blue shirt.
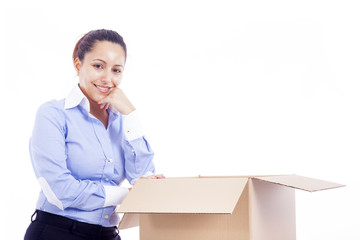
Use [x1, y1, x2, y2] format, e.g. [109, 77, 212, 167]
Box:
[29, 85, 155, 227]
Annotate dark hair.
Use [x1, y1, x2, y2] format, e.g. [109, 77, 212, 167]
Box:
[72, 29, 127, 63]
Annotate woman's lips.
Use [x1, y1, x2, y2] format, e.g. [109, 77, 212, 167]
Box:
[94, 84, 112, 93]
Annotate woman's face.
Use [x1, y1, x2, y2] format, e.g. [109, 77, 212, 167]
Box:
[75, 40, 126, 104]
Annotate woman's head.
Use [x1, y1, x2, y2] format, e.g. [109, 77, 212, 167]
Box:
[73, 29, 127, 64]
[73, 29, 127, 105]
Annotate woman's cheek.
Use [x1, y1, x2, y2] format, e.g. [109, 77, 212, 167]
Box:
[114, 77, 122, 86]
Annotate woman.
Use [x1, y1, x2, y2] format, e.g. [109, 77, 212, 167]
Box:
[24, 29, 161, 240]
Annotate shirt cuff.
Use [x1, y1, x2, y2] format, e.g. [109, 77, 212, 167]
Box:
[122, 110, 144, 141]
[103, 186, 129, 207]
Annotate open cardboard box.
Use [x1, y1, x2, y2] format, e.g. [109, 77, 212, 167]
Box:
[117, 175, 344, 240]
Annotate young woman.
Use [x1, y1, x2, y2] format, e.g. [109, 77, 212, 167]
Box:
[24, 29, 162, 240]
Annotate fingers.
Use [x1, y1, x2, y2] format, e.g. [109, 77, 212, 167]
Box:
[97, 90, 117, 110]
[97, 97, 108, 106]
[97, 88, 136, 115]
[98, 100, 110, 110]
[97, 91, 113, 105]
[142, 174, 166, 179]
[154, 174, 166, 179]
[99, 103, 107, 109]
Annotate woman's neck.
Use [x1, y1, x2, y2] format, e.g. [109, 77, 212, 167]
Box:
[89, 100, 109, 129]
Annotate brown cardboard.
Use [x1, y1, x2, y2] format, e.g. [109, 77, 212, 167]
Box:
[254, 175, 344, 192]
[117, 175, 344, 239]
[137, 183, 250, 240]
[118, 213, 139, 229]
[249, 178, 296, 240]
[118, 177, 248, 214]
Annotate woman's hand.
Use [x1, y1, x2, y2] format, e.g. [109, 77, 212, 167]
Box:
[97, 88, 136, 115]
[141, 174, 166, 180]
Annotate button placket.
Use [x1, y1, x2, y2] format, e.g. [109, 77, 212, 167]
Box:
[92, 122, 116, 185]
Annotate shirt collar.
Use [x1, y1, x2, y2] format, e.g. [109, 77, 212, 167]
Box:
[64, 84, 90, 112]
[64, 84, 120, 115]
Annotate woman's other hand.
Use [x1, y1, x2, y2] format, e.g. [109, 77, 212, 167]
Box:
[141, 174, 166, 180]
[97, 88, 135, 115]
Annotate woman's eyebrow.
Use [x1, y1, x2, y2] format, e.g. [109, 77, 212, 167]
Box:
[92, 59, 123, 68]
[92, 59, 106, 64]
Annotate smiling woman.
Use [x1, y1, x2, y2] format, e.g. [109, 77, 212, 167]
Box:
[75, 38, 134, 128]
[24, 29, 163, 240]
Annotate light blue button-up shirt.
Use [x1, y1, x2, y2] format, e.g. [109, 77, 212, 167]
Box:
[29, 85, 155, 227]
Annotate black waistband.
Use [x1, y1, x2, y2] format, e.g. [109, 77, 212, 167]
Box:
[33, 210, 118, 238]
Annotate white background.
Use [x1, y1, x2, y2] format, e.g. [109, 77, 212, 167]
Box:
[1, 0, 359, 239]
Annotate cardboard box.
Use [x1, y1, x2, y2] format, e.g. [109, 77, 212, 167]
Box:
[117, 175, 344, 240]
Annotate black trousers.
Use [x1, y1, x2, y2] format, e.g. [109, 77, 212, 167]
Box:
[24, 210, 121, 240]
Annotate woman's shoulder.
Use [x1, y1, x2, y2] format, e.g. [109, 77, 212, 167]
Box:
[36, 99, 67, 120]
[38, 98, 65, 111]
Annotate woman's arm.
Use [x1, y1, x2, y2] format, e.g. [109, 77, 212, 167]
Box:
[97, 87, 159, 184]
[30, 101, 127, 211]
[121, 111, 156, 185]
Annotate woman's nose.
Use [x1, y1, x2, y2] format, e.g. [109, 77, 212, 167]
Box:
[101, 70, 112, 83]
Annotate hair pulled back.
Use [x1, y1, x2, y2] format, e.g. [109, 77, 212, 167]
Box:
[72, 29, 127, 63]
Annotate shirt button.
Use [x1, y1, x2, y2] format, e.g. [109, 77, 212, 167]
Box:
[131, 149, 135, 153]
[126, 130, 130, 134]
[105, 178, 109, 181]
[105, 215, 109, 219]
[108, 158, 113, 163]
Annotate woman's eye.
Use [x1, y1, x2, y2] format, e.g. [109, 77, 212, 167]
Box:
[93, 64, 102, 69]
[113, 69, 122, 73]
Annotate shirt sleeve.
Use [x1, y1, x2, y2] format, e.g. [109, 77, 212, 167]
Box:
[121, 110, 156, 185]
[30, 102, 108, 211]
[103, 186, 129, 207]
[122, 110, 144, 141]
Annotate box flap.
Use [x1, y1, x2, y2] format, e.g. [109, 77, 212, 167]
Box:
[117, 177, 248, 214]
[117, 213, 139, 229]
[254, 175, 345, 192]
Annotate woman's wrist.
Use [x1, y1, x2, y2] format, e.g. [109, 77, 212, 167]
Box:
[121, 105, 136, 115]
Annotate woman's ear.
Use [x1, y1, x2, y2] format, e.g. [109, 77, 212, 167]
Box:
[74, 58, 81, 74]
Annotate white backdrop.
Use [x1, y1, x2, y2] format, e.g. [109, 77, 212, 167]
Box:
[1, 0, 359, 239]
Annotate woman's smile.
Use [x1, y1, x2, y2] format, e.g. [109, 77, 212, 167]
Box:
[93, 83, 113, 93]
